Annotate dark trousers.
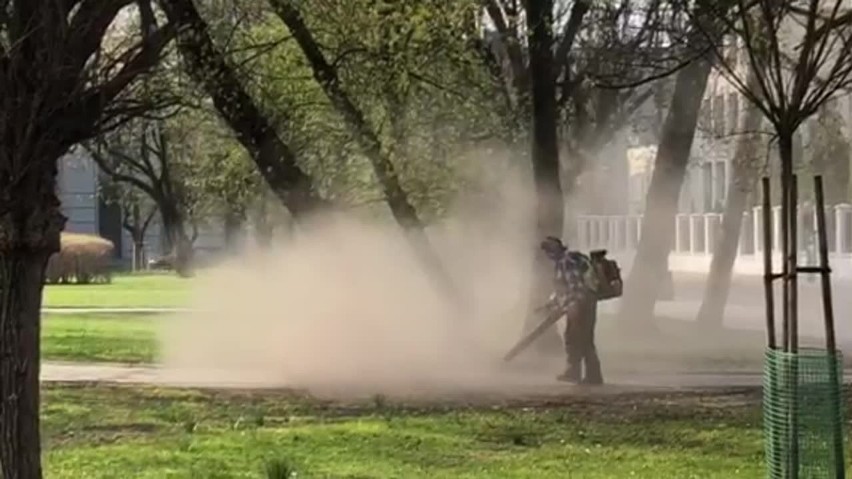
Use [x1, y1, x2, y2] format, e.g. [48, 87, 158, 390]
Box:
[563, 299, 602, 384]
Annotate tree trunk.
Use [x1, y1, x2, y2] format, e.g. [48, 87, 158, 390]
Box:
[159, 203, 193, 278]
[524, 0, 565, 355]
[0, 254, 49, 479]
[254, 192, 274, 249]
[695, 171, 750, 329]
[133, 235, 146, 272]
[527, 0, 563, 241]
[811, 103, 850, 205]
[696, 90, 764, 329]
[0, 194, 64, 479]
[223, 210, 244, 251]
[618, 43, 714, 327]
[827, 159, 850, 205]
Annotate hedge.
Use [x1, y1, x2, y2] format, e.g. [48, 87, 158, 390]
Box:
[45, 233, 114, 285]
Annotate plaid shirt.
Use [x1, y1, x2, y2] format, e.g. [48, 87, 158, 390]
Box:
[550, 251, 595, 311]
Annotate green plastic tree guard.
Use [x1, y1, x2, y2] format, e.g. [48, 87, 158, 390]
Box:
[764, 347, 846, 478]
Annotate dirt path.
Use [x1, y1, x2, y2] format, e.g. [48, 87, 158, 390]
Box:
[44, 361, 852, 403]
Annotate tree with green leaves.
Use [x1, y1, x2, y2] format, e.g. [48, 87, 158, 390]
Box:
[87, 114, 207, 277]
[163, 0, 509, 311]
[162, 0, 327, 218]
[267, 0, 497, 307]
[186, 114, 265, 250]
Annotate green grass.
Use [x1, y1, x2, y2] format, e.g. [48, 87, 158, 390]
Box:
[41, 384, 776, 479]
[42, 314, 159, 363]
[42, 274, 193, 309]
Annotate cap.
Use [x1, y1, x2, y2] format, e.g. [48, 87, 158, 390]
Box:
[540, 236, 566, 255]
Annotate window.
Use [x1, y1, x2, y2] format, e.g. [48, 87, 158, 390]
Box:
[700, 97, 712, 131]
[727, 93, 740, 135]
[713, 94, 726, 136]
[702, 162, 713, 212]
[715, 161, 727, 212]
[728, 34, 739, 67]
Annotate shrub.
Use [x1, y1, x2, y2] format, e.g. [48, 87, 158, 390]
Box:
[264, 458, 298, 479]
[45, 233, 115, 285]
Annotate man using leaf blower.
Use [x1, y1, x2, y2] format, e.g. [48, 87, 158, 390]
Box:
[504, 236, 613, 384]
[541, 236, 604, 385]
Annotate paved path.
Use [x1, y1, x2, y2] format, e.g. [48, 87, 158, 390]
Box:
[40, 271, 852, 395]
[601, 271, 852, 343]
[40, 361, 852, 399]
[43, 307, 192, 314]
[41, 307, 192, 315]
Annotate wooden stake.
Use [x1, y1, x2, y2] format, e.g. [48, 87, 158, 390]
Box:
[762, 177, 777, 349]
[814, 176, 837, 353]
[813, 175, 845, 479]
[781, 173, 790, 352]
[788, 175, 800, 479]
[790, 175, 799, 353]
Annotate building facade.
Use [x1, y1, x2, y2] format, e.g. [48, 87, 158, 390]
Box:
[581, 52, 852, 276]
[57, 149, 225, 266]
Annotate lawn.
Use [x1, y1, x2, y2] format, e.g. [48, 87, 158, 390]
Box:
[42, 274, 194, 309]
[42, 314, 159, 363]
[38, 312, 769, 369]
[37, 312, 822, 370]
[41, 384, 776, 479]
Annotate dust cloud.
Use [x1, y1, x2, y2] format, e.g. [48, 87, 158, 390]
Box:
[161, 152, 569, 396]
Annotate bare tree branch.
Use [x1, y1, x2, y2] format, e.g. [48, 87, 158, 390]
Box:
[483, 0, 529, 103]
[68, 0, 135, 75]
[593, 44, 711, 89]
[554, 0, 590, 71]
[86, 142, 158, 198]
[60, 22, 175, 145]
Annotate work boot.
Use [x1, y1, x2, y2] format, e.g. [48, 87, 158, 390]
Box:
[556, 367, 581, 384]
[583, 350, 603, 386]
[580, 376, 603, 386]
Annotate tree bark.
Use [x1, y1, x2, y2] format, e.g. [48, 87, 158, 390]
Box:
[0, 254, 49, 479]
[132, 235, 146, 271]
[0, 192, 64, 479]
[826, 156, 850, 205]
[697, 88, 764, 329]
[158, 202, 193, 277]
[695, 166, 750, 329]
[523, 0, 565, 355]
[527, 0, 563, 241]
[618, 41, 714, 327]
[812, 104, 850, 205]
[254, 191, 274, 249]
[0, 2, 172, 477]
[223, 209, 244, 251]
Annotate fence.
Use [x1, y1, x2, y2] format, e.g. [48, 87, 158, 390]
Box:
[576, 204, 852, 273]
